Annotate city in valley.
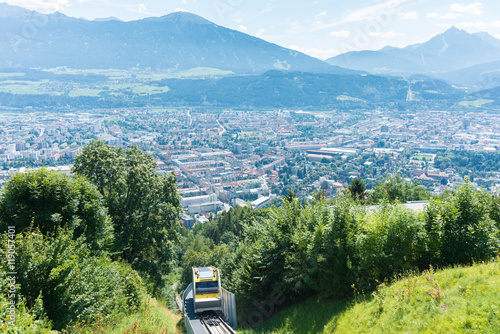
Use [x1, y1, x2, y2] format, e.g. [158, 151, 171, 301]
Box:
[1, 107, 499, 227]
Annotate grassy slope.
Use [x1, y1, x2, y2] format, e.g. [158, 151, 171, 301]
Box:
[68, 297, 184, 334]
[240, 260, 500, 334]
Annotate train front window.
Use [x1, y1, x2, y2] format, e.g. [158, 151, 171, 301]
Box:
[196, 280, 219, 295]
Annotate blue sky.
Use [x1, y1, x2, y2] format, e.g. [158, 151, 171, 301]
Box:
[5, 0, 500, 59]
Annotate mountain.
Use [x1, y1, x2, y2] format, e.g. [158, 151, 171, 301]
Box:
[474, 31, 500, 49]
[0, 70, 464, 109]
[326, 27, 500, 76]
[324, 50, 421, 76]
[471, 85, 500, 105]
[93, 17, 123, 22]
[0, 3, 353, 75]
[157, 71, 462, 108]
[437, 61, 500, 91]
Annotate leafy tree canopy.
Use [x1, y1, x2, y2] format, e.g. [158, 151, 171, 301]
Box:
[369, 174, 429, 204]
[0, 168, 113, 251]
[72, 140, 182, 286]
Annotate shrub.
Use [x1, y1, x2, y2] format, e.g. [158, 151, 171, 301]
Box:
[424, 182, 499, 265]
[353, 204, 426, 292]
[0, 169, 113, 252]
[0, 229, 146, 330]
[0, 271, 52, 333]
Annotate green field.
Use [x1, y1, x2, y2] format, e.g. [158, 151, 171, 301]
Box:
[68, 88, 103, 97]
[105, 83, 169, 95]
[46, 66, 233, 81]
[240, 260, 500, 334]
[242, 131, 262, 135]
[0, 79, 61, 95]
[412, 155, 433, 161]
[0, 72, 26, 78]
[47, 67, 131, 80]
[459, 99, 494, 107]
[337, 95, 364, 102]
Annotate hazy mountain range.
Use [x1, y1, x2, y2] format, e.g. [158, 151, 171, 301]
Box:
[1, 2, 500, 107]
[156, 70, 464, 108]
[326, 27, 500, 90]
[0, 3, 353, 75]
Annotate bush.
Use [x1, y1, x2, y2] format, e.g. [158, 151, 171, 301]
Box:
[0, 169, 113, 252]
[0, 271, 52, 333]
[424, 182, 499, 265]
[0, 229, 146, 330]
[353, 204, 426, 292]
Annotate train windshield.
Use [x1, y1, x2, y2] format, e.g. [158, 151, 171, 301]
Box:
[196, 280, 219, 295]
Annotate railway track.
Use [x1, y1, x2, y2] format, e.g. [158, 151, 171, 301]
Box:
[199, 312, 236, 334]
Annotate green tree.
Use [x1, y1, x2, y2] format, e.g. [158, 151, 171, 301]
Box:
[424, 181, 499, 265]
[72, 140, 182, 286]
[369, 174, 429, 204]
[0, 169, 113, 251]
[348, 178, 366, 201]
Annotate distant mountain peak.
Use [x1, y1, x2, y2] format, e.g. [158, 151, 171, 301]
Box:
[0, 2, 35, 18]
[156, 11, 213, 25]
[326, 26, 500, 76]
[446, 26, 461, 32]
[441, 26, 468, 37]
[94, 16, 123, 22]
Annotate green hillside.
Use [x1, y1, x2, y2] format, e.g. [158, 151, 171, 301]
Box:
[240, 260, 500, 333]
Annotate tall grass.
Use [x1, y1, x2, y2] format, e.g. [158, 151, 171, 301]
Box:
[240, 259, 500, 333]
[65, 297, 183, 334]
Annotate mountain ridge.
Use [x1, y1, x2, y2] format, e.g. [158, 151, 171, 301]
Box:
[0, 3, 355, 75]
[326, 27, 500, 76]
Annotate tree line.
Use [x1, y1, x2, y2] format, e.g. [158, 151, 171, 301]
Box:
[180, 181, 500, 325]
[0, 140, 182, 331]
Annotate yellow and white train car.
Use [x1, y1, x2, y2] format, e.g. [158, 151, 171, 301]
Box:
[192, 266, 222, 313]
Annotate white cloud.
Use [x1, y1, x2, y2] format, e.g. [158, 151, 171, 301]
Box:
[237, 25, 247, 31]
[5, 0, 69, 12]
[427, 3, 483, 21]
[398, 11, 417, 20]
[368, 30, 403, 38]
[454, 20, 500, 30]
[256, 28, 265, 37]
[175, 7, 188, 12]
[288, 0, 411, 34]
[288, 44, 340, 60]
[439, 13, 462, 20]
[343, 0, 410, 23]
[450, 2, 483, 16]
[137, 3, 149, 14]
[330, 30, 350, 38]
[230, 11, 243, 23]
[260, 4, 275, 15]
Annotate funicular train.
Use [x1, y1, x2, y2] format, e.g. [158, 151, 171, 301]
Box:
[192, 266, 223, 313]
